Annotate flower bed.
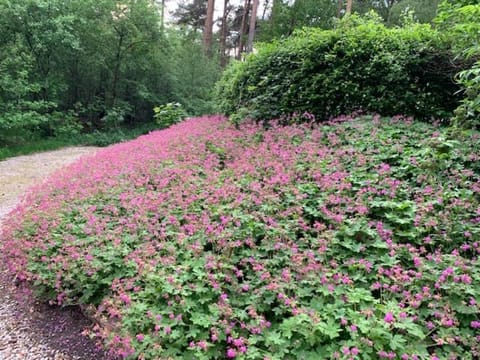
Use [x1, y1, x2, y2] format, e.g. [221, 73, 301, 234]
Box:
[2, 115, 480, 359]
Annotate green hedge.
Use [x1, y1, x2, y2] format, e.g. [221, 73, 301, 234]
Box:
[217, 16, 463, 123]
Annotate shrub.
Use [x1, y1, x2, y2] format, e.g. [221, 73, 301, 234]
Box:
[100, 103, 133, 130]
[0, 101, 72, 144]
[0, 105, 53, 139]
[153, 102, 187, 128]
[2, 115, 480, 359]
[435, 1, 480, 129]
[454, 61, 480, 129]
[216, 15, 462, 123]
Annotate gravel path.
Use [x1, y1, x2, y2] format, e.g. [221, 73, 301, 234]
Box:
[0, 147, 112, 360]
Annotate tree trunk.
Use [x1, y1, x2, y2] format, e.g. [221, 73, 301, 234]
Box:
[161, 0, 165, 32]
[337, 0, 343, 18]
[236, 0, 250, 59]
[261, 0, 269, 20]
[246, 0, 259, 53]
[346, 0, 353, 15]
[111, 32, 124, 107]
[203, 0, 215, 56]
[220, 0, 229, 67]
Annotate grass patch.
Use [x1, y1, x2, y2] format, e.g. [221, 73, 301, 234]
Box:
[0, 123, 160, 161]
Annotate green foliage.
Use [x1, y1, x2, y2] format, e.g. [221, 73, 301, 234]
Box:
[352, 0, 402, 22]
[256, 0, 337, 42]
[453, 61, 480, 129]
[100, 102, 132, 130]
[388, 0, 440, 25]
[167, 30, 220, 115]
[217, 16, 461, 123]
[153, 103, 188, 128]
[435, 1, 480, 129]
[3, 116, 480, 359]
[435, 1, 480, 54]
[0, 98, 81, 145]
[0, 0, 165, 138]
[171, 0, 207, 32]
[0, 0, 221, 145]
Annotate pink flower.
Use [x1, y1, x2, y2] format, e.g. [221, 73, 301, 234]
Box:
[232, 338, 244, 347]
[119, 293, 131, 305]
[136, 334, 144, 342]
[226, 348, 237, 358]
[384, 312, 395, 324]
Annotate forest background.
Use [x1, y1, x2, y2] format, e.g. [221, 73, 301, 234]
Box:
[0, 0, 474, 159]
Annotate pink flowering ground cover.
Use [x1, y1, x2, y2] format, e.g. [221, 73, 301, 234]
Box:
[1, 115, 480, 359]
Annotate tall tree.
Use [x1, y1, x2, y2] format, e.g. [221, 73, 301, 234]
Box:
[353, 0, 401, 21]
[236, 0, 250, 59]
[203, 0, 215, 56]
[172, 0, 207, 33]
[0, 0, 223, 142]
[346, 0, 353, 14]
[0, 0, 171, 126]
[389, 0, 440, 24]
[246, 0, 259, 53]
[168, 29, 220, 115]
[337, 0, 343, 17]
[261, 0, 270, 20]
[219, 0, 231, 67]
[256, 0, 337, 42]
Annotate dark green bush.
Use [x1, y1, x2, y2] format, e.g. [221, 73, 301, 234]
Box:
[0, 102, 92, 147]
[217, 15, 462, 122]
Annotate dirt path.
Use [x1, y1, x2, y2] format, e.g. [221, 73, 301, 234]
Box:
[0, 147, 112, 360]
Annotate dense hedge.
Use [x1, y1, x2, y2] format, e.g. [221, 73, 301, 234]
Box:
[216, 16, 462, 122]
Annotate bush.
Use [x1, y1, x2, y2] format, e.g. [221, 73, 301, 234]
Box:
[216, 15, 462, 123]
[153, 102, 188, 128]
[2, 116, 480, 359]
[435, 1, 480, 129]
[0, 100, 70, 144]
[100, 103, 133, 130]
[454, 61, 480, 129]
